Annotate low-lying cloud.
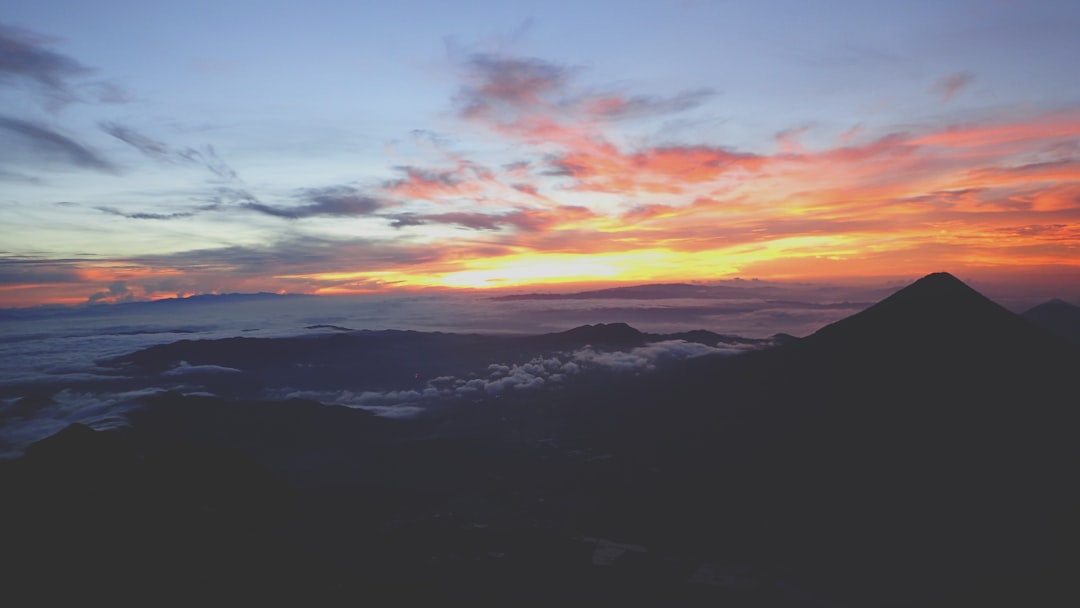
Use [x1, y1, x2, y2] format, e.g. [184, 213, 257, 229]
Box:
[281, 339, 749, 416]
[0, 387, 166, 457]
[162, 360, 242, 376]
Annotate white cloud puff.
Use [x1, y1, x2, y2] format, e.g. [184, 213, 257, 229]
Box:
[162, 360, 242, 376]
[274, 339, 744, 415]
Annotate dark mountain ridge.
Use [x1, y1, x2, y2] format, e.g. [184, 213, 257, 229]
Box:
[586, 272, 1080, 601]
[492, 282, 717, 300]
[0, 291, 313, 319]
[3, 272, 1077, 605]
[489, 279, 868, 303]
[102, 321, 771, 401]
[1023, 297, 1080, 344]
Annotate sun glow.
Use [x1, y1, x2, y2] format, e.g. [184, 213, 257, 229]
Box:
[277, 231, 994, 296]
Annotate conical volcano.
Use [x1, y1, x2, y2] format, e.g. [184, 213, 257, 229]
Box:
[805, 271, 1060, 352]
[613, 272, 1080, 602]
[758, 271, 1078, 402]
[720, 271, 1078, 454]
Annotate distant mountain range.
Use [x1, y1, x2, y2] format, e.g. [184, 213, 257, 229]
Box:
[492, 282, 746, 300]
[91, 321, 776, 402]
[1023, 297, 1080, 344]
[2, 272, 1077, 606]
[0, 291, 315, 320]
[490, 280, 874, 307]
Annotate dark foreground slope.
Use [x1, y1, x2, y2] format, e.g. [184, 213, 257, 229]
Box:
[0, 423, 315, 605]
[2, 273, 1077, 606]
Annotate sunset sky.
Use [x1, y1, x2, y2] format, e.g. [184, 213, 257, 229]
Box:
[2, 0, 1079, 307]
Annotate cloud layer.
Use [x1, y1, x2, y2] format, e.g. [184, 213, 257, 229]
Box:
[281, 339, 749, 415]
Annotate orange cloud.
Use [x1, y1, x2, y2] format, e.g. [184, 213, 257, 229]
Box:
[912, 110, 1080, 150]
[552, 144, 765, 194]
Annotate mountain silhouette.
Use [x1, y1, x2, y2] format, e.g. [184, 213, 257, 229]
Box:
[799, 271, 1070, 353]
[523, 322, 646, 350]
[727, 271, 1078, 411]
[4, 272, 1077, 606]
[590, 272, 1080, 602]
[755, 271, 1079, 414]
[813, 271, 1011, 332]
[1022, 297, 1080, 344]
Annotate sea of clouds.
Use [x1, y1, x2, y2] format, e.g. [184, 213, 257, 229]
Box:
[1, 284, 875, 456]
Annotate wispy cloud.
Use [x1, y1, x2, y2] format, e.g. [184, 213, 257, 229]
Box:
[1, 23, 89, 107]
[384, 162, 492, 200]
[243, 186, 384, 219]
[455, 53, 714, 127]
[101, 122, 395, 222]
[389, 206, 593, 232]
[99, 122, 173, 159]
[100, 122, 240, 181]
[0, 114, 116, 171]
[929, 72, 974, 103]
[95, 206, 200, 220]
[0, 257, 84, 286]
[120, 236, 454, 289]
[0, 23, 127, 110]
[585, 88, 715, 121]
[454, 54, 577, 122]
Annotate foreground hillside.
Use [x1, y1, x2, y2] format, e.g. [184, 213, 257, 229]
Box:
[2, 273, 1077, 606]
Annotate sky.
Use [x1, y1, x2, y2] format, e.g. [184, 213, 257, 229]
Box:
[2, 0, 1080, 307]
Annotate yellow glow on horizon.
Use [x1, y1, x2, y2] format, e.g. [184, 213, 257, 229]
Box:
[425, 245, 808, 289]
[290, 234, 875, 295]
[226, 239, 1080, 301]
[435, 256, 621, 288]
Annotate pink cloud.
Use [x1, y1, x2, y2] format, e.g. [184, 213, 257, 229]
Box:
[928, 72, 974, 103]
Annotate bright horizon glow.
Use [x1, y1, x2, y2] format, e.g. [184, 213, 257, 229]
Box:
[2, 1, 1080, 307]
